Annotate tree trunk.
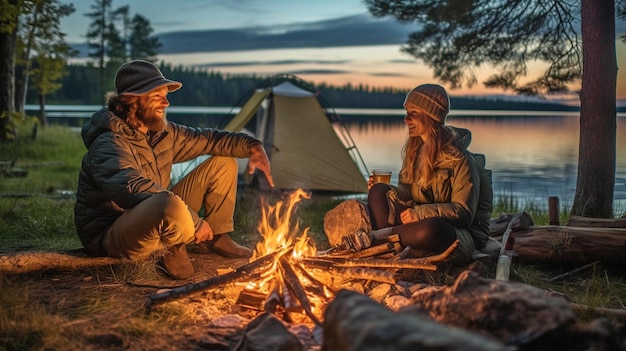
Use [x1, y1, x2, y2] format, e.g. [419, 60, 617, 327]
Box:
[38, 93, 47, 128]
[14, 63, 27, 113]
[572, 0, 617, 218]
[0, 0, 18, 141]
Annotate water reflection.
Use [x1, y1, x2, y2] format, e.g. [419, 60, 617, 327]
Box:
[346, 115, 626, 211]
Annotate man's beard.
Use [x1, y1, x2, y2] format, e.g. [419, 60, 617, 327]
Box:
[137, 103, 167, 132]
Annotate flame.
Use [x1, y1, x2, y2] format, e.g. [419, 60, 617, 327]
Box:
[251, 188, 316, 261]
[239, 188, 331, 324]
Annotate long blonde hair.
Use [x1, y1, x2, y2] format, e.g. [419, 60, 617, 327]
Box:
[399, 118, 462, 188]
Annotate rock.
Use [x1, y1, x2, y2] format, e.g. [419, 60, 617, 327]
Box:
[235, 312, 303, 351]
[408, 270, 576, 346]
[322, 289, 510, 351]
[368, 283, 391, 300]
[323, 200, 371, 247]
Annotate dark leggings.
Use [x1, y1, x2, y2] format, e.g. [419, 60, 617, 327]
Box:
[368, 183, 457, 257]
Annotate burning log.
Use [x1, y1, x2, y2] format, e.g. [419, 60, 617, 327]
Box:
[279, 256, 322, 326]
[291, 260, 337, 295]
[235, 289, 267, 311]
[263, 280, 281, 313]
[301, 257, 436, 271]
[317, 266, 398, 284]
[145, 250, 283, 309]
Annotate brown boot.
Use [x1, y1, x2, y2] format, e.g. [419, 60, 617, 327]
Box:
[159, 243, 194, 279]
[203, 234, 252, 258]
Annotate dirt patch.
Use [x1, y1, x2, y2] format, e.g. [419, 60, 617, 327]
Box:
[1, 251, 322, 350]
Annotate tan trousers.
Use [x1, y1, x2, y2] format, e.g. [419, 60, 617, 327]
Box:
[102, 156, 239, 260]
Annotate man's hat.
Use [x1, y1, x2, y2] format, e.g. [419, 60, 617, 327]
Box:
[114, 60, 182, 96]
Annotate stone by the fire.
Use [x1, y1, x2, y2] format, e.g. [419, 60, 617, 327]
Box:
[322, 289, 510, 351]
[408, 270, 576, 344]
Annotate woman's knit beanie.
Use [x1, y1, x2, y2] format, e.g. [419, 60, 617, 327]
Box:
[115, 60, 182, 96]
[403, 84, 450, 124]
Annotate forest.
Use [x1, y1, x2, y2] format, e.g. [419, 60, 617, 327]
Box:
[40, 62, 582, 111]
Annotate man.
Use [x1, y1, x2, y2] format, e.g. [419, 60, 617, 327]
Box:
[74, 60, 274, 279]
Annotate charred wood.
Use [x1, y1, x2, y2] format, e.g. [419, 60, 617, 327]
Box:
[279, 257, 321, 326]
[146, 250, 281, 309]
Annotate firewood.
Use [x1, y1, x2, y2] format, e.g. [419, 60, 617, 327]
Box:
[303, 239, 458, 272]
[236, 289, 267, 311]
[352, 242, 398, 258]
[300, 257, 437, 271]
[146, 250, 282, 309]
[279, 257, 321, 325]
[263, 279, 281, 314]
[291, 260, 337, 295]
[280, 281, 301, 316]
[327, 266, 397, 284]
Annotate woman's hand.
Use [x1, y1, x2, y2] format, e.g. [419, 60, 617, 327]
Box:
[194, 220, 214, 244]
[400, 208, 418, 224]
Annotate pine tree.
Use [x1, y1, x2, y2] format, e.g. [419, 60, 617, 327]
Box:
[128, 14, 161, 62]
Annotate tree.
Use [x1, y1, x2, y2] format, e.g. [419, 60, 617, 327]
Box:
[0, 0, 19, 142]
[365, 0, 621, 218]
[128, 14, 161, 62]
[30, 40, 75, 128]
[14, 0, 75, 114]
[85, 0, 113, 105]
[85, 1, 162, 104]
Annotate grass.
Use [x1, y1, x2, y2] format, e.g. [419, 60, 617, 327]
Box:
[0, 122, 625, 349]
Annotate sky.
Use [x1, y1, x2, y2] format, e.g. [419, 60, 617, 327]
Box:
[60, 0, 626, 106]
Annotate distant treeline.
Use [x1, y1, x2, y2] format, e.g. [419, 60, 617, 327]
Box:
[38, 62, 584, 111]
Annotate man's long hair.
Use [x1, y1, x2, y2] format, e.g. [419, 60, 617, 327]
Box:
[106, 92, 143, 130]
[399, 118, 462, 189]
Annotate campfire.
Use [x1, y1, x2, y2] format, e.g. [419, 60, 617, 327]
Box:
[146, 188, 458, 325]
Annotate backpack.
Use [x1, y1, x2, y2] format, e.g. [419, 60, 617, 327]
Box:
[467, 152, 493, 249]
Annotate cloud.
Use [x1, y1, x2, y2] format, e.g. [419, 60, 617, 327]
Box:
[157, 14, 414, 54]
[194, 59, 352, 68]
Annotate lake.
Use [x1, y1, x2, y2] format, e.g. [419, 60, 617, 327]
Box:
[28, 105, 626, 213]
[340, 110, 626, 212]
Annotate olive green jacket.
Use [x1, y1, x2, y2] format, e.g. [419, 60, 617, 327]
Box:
[396, 127, 492, 260]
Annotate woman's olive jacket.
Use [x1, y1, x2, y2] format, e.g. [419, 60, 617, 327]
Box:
[396, 127, 492, 261]
[74, 108, 261, 255]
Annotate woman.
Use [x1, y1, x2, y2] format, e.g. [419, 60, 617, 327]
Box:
[366, 84, 491, 263]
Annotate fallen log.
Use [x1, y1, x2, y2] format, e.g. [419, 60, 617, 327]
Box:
[566, 215, 626, 228]
[0, 249, 128, 274]
[511, 226, 626, 265]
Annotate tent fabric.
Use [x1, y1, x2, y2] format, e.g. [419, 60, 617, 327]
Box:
[224, 89, 270, 132]
[225, 80, 368, 193]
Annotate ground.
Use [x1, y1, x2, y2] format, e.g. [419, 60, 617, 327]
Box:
[1, 251, 325, 351]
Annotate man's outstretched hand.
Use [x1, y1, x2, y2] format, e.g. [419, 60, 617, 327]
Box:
[248, 143, 274, 187]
